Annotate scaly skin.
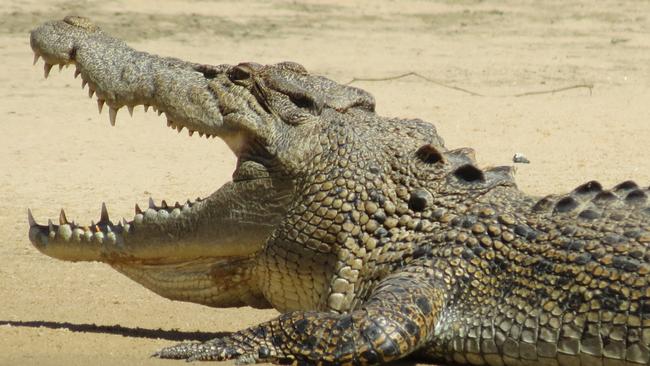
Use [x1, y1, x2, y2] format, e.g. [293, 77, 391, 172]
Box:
[27, 16, 650, 365]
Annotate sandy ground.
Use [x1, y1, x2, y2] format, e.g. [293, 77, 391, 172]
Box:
[1, 1, 649, 365]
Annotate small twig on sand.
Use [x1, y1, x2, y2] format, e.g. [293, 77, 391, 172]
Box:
[345, 72, 594, 97]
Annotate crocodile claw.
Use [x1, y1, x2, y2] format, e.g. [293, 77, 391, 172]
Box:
[154, 338, 244, 362]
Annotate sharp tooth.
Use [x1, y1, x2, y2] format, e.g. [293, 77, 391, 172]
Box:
[177, 125, 184, 133]
[127, 105, 134, 116]
[48, 219, 54, 233]
[167, 119, 173, 127]
[188, 130, 194, 137]
[27, 208, 36, 227]
[88, 87, 95, 98]
[149, 197, 156, 209]
[81, 78, 87, 89]
[157, 110, 163, 116]
[97, 99, 105, 114]
[174, 201, 181, 208]
[109, 107, 118, 126]
[74, 66, 81, 78]
[161, 200, 168, 209]
[144, 105, 150, 112]
[58, 64, 64, 71]
[59, 209, 69, 225]
[199, 132, 205, 138]
[135, 203, 143, 214]
[100, 202, 110, 223]
[33, 53, 40, 65]
[44, 63, 53, 78]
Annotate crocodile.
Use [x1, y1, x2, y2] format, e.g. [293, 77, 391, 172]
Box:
[27, 16, 650, 366]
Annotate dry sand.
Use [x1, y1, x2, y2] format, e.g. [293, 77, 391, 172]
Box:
[1, 1, 648, 365]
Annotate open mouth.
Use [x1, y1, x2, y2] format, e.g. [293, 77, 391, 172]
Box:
[27, 55, 215, 261]
[27, 21, 265, 264]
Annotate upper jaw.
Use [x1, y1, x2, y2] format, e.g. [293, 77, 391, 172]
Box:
[30, 16, 228, 139]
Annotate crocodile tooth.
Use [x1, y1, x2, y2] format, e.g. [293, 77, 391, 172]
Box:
[72, 228, 83, 242]
[134, 203, 143, 214]
[109, 107, 118, 126]
[144, 208, 157, 222]
[74, 66, 81, 78]
[59, 209, 69, 225]
[177, 125, 184, 133]
[199, 132, 205, 138]
[188, 129, 194, 137]
[88, 86, 95, 98]
[83, 229, 93, 241]
[158, 210, 169, 220]
[170, 208, 181, 218]
[33, 53, 40, 65]
[100, 202, 110, 223]
[43, 63, 53, 78]
[48, 219, 55, 237]
[58, 64, 64, 71]
[157, 109, 163, 116]
[127, 105, 134, 116]
[144, 104, 150, 112]
[81, 78, 87, 89]
[106, 231, 116, 244]
[97, 99, 105, 114]
[58, 224, 72, 241]
[27, 208, 36, 227]
[161, 200, 168, 209]
[149, 197, 156, 209]
[167, 119, 173, 127]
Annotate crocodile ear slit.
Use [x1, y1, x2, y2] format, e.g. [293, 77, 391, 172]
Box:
[416, 144, 444, 164]
[453, 164, 485, 183]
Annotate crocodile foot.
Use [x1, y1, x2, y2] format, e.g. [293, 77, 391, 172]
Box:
[154, 336, 272, 364]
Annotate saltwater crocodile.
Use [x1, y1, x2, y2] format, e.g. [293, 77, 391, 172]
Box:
[27, 16, 650, 366]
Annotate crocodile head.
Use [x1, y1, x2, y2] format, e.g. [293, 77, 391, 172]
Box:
[26, 16, 385, 307]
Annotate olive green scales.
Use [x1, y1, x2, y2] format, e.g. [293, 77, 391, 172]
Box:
[27, 16, 650, 366]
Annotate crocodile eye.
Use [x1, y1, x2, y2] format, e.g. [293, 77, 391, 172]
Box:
[228, 65, 252, 82]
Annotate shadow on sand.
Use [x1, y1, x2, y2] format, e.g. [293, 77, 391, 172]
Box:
[0, 320, 227, 342]
[1, 320, 427, 365]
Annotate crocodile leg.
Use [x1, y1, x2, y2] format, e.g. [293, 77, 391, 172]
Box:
[155, 269, 445, 365]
